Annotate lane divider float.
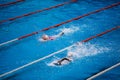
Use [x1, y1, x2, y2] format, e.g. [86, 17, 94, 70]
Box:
[87, 62, 120, 80]
[0, 2, 120, 47]
[0, 0, 77, 24]
[0, 0, 24, 7]
[0, 26, 119, 78]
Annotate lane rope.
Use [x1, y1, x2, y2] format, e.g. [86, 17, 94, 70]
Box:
[87, 62, 120, 80]
[0, 0, 24, 7]
[0, 26, 119, 78]
[0, 0, 77, 24]
[0, 2, 120, 47]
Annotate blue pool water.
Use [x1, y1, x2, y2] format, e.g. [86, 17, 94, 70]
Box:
[0, 0, 120, 80]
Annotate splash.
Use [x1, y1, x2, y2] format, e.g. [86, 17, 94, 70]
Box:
[47, 43, 110, 66]
[57, 25, 79, 35]
[47, 60, 58, 67]
[47, 57, 61, 67]
[67, 43, 110, 59]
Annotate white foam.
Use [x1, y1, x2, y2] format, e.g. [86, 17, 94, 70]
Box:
[47, 56, 60, 67]
[47, 60, 57, 67]
[47, 43, 110, 66]
[57, 25, 79, 35]
[67, 43, 110, 59]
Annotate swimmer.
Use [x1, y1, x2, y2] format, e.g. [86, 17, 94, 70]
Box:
[54, 52, 74, 66]
[41, 32, 64, 42]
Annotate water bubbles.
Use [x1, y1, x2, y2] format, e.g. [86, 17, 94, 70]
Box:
[57, 25, 79, 35]
[68, 43, 110, 59]
[47, 43, 110, 67]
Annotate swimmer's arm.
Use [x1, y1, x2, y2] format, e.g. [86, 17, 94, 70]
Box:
[58, 32, 64, 36]
[53, 32, 64, 38]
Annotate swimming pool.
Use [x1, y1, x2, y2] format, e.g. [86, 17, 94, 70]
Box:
[0, 0, 120, 80]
